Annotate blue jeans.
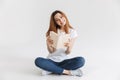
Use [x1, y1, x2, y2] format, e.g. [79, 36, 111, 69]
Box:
[35, 57, 85, 74]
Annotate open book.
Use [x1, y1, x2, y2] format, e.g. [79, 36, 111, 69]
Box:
[50, 31, 70, 49]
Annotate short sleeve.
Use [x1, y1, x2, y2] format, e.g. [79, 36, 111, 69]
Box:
[70, 29, 78, 38]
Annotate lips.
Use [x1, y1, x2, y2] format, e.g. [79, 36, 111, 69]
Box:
[60, 22, 65, 26]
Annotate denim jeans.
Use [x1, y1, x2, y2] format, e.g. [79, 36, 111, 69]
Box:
[35, 57, 85, 74]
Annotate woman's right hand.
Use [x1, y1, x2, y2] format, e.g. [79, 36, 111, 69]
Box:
[46, 36, 53, 47]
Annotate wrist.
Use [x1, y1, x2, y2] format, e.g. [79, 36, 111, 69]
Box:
[65, 50, 70, 54]
[65, 47, 71, 54]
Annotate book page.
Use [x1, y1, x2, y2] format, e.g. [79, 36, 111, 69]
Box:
[50, 31, 58, 48]
[50, 31, 70, 49]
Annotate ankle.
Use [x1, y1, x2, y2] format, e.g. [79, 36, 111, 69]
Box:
[63, 70, 71, 75]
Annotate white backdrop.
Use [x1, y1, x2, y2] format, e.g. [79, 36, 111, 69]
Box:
[0, 0, 120, 80]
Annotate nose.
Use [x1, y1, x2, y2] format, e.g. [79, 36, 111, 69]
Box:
[59, 19, 63, 23]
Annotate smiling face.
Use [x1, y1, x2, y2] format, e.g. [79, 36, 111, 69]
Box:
[54, 13, 66, 27]
[46, 10, 73, 36]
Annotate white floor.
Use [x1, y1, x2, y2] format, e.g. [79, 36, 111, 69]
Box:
[0, 46, 120, 80]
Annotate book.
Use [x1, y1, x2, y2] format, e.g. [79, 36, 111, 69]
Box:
[50, 31, 70, 49]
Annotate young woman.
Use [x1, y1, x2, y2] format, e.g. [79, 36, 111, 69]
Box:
[35, 10, 85, 77]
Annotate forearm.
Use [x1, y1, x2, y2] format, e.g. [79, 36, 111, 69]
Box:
[47, 44, 56, 53]
[65, 38, 76, 54]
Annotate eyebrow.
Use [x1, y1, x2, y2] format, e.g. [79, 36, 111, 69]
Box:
[55, 15, 63, 19]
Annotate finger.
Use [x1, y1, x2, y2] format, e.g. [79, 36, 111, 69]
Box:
[51, 40, 53, 44]
[64, 44, 67, 47]
[64, 43, 68, 46]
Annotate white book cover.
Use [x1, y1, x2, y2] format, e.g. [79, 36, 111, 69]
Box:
[50, 31, 70, 49]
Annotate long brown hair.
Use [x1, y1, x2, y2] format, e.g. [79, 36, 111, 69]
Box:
[46, 10, 73, 37]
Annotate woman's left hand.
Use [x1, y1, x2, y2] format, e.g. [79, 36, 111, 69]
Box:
[64, 42, 70, 47]
[64, 39, 71, 47]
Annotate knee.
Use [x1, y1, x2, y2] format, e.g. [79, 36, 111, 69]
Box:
[75, 57, 85, 67]
[34, 57, 44, 67]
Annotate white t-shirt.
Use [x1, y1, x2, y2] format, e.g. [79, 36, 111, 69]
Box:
[47, 28, 78, 62]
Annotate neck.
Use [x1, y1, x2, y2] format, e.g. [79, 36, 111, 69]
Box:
[60, 26, 64, 31]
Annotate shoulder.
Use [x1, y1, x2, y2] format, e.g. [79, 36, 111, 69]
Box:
[69, 28, 78, 38]
[69, 28, 77, 33]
